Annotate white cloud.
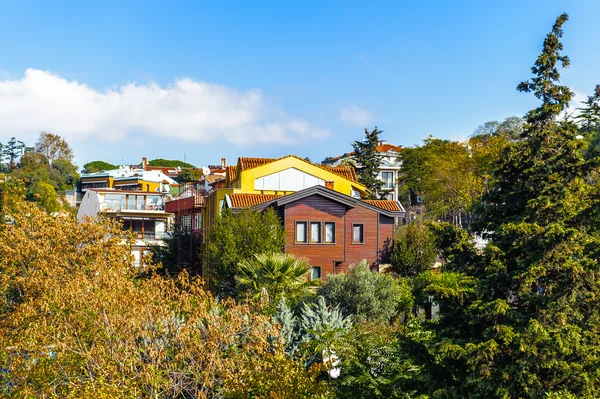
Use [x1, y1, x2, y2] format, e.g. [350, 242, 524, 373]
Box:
[0, 69, 331, 145]
[339, 104, 374, 127]
[564, 90, 588, 119]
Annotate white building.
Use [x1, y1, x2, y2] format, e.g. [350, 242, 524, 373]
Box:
[77, 189, 173, 266]
[322, 140, 402, 201]
[80, 165, 179, 193]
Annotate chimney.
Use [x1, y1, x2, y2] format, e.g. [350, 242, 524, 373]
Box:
[142, 157, 147, 169]
[221, 158, 226, 168]
[378, 140, 387, 146]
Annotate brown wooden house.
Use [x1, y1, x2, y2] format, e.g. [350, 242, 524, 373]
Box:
[226, 185, 406, 280]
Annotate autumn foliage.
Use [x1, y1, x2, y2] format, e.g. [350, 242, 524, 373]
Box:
[0, 203, 329, 398]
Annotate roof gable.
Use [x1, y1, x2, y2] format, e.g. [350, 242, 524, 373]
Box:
[236, 155, 359, 183]
[253, 185, 405, 217]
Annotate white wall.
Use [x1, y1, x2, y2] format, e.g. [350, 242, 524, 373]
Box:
[77, 190, 102, 221]
[254, 168, 325, 191]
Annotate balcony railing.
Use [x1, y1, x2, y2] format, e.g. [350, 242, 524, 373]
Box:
[101, 203, 165, 212]
[127, 231, 166, 240]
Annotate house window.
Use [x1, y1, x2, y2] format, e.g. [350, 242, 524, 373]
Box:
[311, 266, 322, 280]
[295, 222, 307, 243]
[382, 172, 394, 189]
[352, 224, 364, 244]
[194, 213, 202, 230]
[310, 222, 321, 243]
[324, 222, 335, 243]
[136, 195, 145, 210]
[181, 215, 192, 230]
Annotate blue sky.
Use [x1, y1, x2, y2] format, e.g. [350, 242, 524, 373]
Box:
[0, 1, 599, 168]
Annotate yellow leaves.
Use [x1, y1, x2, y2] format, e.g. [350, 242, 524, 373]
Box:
[0, 202, 323, 398]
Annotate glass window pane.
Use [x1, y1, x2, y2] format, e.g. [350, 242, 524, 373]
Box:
[147, 195, 164, 210]
[137, 196, 145, 210]
[144, 220, 155, 239]
[296, 222, 306, 242]
[310, 222, 321, 243]
[353, 225, 363, 243]
[311, 266, 321, 280]
[127, 195, 135, 210]
[382, 172, 394, 189]
[325, 223, 335, 243]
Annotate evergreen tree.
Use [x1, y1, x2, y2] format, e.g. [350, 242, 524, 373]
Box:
[390, 219, 437, 277]
[3, 137, 26, 171]
[83, 160, 118, 173]
[352, 127, 384, 199]
[576, 84, 600, 133]
[203, 208, 286, 298]
[319, 260, 413, 323]
[407, 13, 600, 398]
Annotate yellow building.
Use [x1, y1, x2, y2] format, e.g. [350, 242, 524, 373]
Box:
[202, 155, 368, 230]
[80, 166, 179, 193]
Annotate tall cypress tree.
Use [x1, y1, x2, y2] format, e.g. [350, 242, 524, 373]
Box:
[410, 14, 600, 398]
[352, 127, 384, 199]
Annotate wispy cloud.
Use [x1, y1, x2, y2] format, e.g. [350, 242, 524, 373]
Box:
[339, 104, 374, 127]
[0, 69, 331, 145]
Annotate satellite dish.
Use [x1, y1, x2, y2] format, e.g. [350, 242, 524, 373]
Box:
[202, 166, 210, 176]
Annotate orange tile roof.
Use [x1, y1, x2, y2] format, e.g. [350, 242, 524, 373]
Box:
[324, 144, 402, 164]
[239, 157, 275, 171]
[229, 193, 282, 208]
[226, 166, 238, 184]
[236, 155, 358, 182]
[320, 164, 357, 182]
[376, 143, 402, 153]
[362, 200, 402, 211]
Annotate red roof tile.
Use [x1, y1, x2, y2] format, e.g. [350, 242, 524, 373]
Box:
[229, 193, 282, 208]
[376, 143, 402, 153]
[226, 165, 238, 185]
[319, 164, 357, 182]
[239, 157, 275, 171]
[362, 200, 402, 211]
[324, 144, 402, 164]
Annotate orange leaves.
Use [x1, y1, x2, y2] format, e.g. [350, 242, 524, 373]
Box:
[0, 203, 326, 398]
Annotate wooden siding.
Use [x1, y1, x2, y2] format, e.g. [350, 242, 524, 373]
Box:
[283, 197, 346, 279]
[282, 195, 396, 280]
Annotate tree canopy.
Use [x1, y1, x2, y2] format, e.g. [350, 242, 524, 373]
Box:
[391, 219, 437, 277]
[318, 261, 413, 324]
[203, 208, 286, 298]
[352, 127, 384, 199]
[0, 203, 330, 398]
[148, 158, 194, 168]
[83, 160, 118, 173]
[401, 13, 600, 397]
[34, 131, 74, 164]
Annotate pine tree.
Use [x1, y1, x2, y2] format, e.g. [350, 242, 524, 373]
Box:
[410, 14, 600, 398]
[3, 137, 26, 171]
[352, 127, 384, 199]
[576, 84, 600, 133]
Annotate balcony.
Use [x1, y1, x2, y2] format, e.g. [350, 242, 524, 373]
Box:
[102, 203, 165, 212]
[101, 193, 166, 212]
[127, 231, 166, 241]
